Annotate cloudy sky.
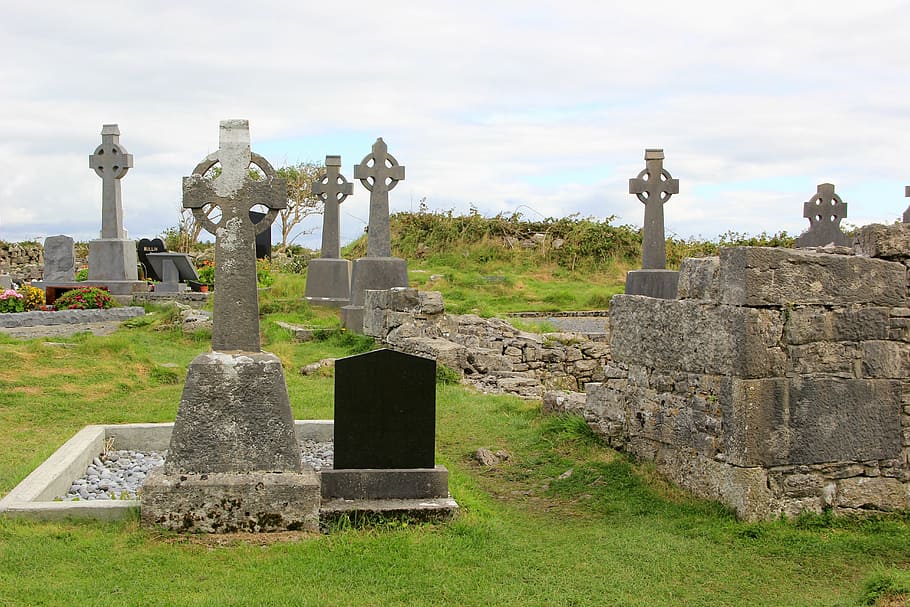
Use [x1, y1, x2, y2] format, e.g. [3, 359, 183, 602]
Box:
[1, 1, 908, 249]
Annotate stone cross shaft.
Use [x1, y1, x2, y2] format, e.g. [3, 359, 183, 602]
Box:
[354, 138, 405, 258]
[903, 186, 909, 223]
[629, 149, 679, 270]
[313, 155, 353, 259]
[183, 120, 286, 352]
[89, 124, 133, 239]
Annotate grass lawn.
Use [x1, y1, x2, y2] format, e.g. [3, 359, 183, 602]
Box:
[1, 275, 909, 606]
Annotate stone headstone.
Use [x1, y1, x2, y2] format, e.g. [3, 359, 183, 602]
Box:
[42, 235, 75, 283]
[624, 149, 680, 299]
[85, 124, 146, 295]
[142, 120, 317, 533]
[321, 348, 451, 502]
[137, 238, 167, 281]
[341, 139, 409, 331]
[796, 183, 851, 247]
[249, 210, 272, 260]
[903, 186, 909, 223]
[305, 155, 354, 306]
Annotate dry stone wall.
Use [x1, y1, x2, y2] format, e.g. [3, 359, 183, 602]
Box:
[0, 242, 43, 283]
[585, 223, 910, 520]
[361, 288, 610, 399]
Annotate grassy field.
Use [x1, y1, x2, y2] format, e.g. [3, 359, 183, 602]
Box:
[1, 271, 909, 606]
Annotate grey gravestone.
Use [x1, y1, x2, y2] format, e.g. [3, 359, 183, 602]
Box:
[142, 120, 318, 533]
[796, 183, 851, 247]
[305, 155, 354, 306]
[341, 139, 409, 331]
[624, 149, 680, 299]
[145, 252, 198, 293]
[137, 238, 167, 281]
[904, 186, 909, 223]
[42, 235, 75, 283]
[321, 348, 450, 501]
[85, 125, 146, 295]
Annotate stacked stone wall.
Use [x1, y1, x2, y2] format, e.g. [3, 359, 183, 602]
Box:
[362, 288, 609, 399]
[0, 242, 43, 284]
[585, 223, 910, 520]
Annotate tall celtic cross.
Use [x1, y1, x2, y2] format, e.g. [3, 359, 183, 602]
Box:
[89, 124, 133, 239]
[183, 120, 286, 352]
[629, 149, 679, 270]
[903, 186, 909, 223]
[313, 155, 353, 259]
[796, 183, 850, 247]
[354, 138, 405, 257]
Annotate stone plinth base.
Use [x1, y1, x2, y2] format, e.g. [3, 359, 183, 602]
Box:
[167, 351, 302, 474]
[320, 497, 459, 527]
[141, 469, 319, 532]
[342, 257, 408, 332]
[87, 238, 139, 283]
[321, 466, 450, 500]
[82, 280, 149, 296]
[624, 269, 679, 299]
[305, 258, 352, 307]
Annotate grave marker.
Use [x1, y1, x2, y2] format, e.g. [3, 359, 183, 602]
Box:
[624, 149, 680, 299]
[305, 155, 354, 306]
[137, 238, 167, 281]
[42, 235, 75, 283]
[795, 183, 851, 247]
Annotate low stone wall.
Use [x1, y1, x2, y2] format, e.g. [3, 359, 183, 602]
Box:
[0, 242, 43, 284]
[585, 223, 910, 520]
[362, 288, 610, 399]
[0, 307, 146, 328]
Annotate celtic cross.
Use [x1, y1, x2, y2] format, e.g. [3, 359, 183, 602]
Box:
[354, 138, 405, 257]
[183, 120, 286, 352]
[89, 124, 133, 239]
[796, 183, 850, 247]
[629, 149, 679, 269]
[313, 155, 353, 259]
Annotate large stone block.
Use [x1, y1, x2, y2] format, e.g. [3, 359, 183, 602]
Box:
[836, 476, 909, 511]
[718, 247, 906, 307]
[624, 269, 679, 299]
[677, 256, 719, 301]
[304, 257, 351, 307]
[725, 377, 902, 467]
[609, 295, 785, 377]
[784, 306, 890, 345]
[855, 223, 910, 260]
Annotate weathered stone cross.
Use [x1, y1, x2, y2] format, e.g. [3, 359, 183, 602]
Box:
[629, 149, 679, 269]
[89, 124, 133, 239]
[354, 138, 405, 257]
[313, 155, 353, 259]
[903, 186, 909, 223]
[796, 183, 850, 247]
[183, 120, 286, 352]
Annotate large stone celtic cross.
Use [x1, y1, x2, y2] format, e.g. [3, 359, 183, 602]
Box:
[89, 124, 133, 239]
[796, 183, 850, 247]
[354, 138, 405, 258]
[313, 155, 353, 259]
[629, 149, 679, 270]
[183, 120, 286, 352]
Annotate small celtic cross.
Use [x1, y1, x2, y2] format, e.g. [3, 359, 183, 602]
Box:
[354, 138, 405, 258]
[628, 149, 679, 270]
[796, 183, 851, 247]
[313, 155, 353, 259]
[89, 124, 133, 239]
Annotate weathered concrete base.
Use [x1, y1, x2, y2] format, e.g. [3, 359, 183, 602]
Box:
[87, 238, 140, 284]
[321, 466, 450, 500]
[141, 469, 320, 533]
[320, 497, 459, 527]
[343, 256, 409, 332]
[305, 258, 351, 307]
[624, 269, 679, 299]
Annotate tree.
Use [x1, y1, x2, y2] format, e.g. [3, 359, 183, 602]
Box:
[276, 161, 324, 251]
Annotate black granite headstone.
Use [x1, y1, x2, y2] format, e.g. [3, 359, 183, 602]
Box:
[333, 348, 436, 469]
[249, 210, 272, 260]
[137, 238, 167, 281]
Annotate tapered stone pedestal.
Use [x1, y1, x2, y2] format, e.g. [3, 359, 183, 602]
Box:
[86, 238, 148, 295]
[624, 269, 679, 299]
[341, 257, 408, 332]
[305, 258, 352, 307]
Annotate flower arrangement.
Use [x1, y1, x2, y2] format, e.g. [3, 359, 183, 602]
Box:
[0, 289, 25, 313]
[18, 284, 45, 311]
[53, 287, 119, 310]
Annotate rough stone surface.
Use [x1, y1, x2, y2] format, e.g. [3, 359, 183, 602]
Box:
[855, 222, 910, 260]
[342, 257, 409, 332]
[0, 307, 145, 328]
[166, 352, 301, 475]
[623, 269, 679, 300]
[42, 236, 75, 283]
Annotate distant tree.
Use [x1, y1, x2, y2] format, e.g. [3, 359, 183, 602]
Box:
[276, 161, 324, 251]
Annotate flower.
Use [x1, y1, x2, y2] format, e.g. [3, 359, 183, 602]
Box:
[0, 289, 24, 300]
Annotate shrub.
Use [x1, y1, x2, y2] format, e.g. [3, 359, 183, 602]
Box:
[54, 287, 118, 310]
[18, 284, 45, 311]
[0, 289, 25, 313]
[75, 268, 88, 281]
[196, 260, 214, 288]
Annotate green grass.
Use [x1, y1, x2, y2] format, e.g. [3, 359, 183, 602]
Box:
[1, 271, 908, 606]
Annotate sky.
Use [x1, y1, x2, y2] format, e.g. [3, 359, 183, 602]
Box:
[1, 1, 909, 249]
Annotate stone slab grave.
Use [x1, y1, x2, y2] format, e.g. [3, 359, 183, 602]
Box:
[306, 155, 354, 307]
[321, 348, 457, 521]
[795, 183, 851, 247]
[625, 149, 680, 299]
[341, 139, 409, 332]
[141, 119, 320, 533]
[84, 125, 148, 297]
[145, 252, 198, 293]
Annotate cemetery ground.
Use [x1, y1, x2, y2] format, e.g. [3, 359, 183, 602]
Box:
[2, 268, 910, 605]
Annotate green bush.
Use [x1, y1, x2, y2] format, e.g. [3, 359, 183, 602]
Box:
[53, 287, 119, 310]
